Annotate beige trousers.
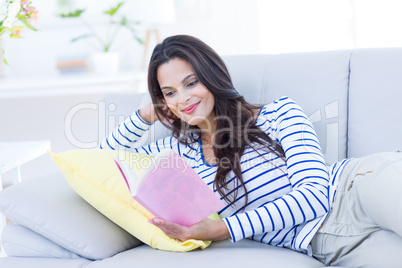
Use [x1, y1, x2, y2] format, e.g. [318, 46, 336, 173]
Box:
[311, 151, 402, 268]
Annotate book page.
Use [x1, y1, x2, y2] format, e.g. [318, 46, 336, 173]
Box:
[133, 151, 224, 226]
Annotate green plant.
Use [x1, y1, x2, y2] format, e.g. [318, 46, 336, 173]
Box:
[59, 1, 143, 52]
[0, 0, 38, 64]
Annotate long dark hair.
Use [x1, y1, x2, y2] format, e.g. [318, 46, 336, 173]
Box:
[148, 35, 284, 209]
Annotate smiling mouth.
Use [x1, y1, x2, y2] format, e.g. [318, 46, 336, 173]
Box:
[182, 102, 200, 114]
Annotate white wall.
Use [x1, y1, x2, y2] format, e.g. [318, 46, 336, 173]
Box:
[353, 0, 402, 48]
[2, 0, 402, 77]
[257, 0, 402, 54]
[0, 0, 262, 184]
[258, 0, 355, 54]
[0, 0, 261, 77]
[0, 93, 105, 185]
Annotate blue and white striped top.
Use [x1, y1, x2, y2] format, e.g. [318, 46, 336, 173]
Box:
[100, 96, 350, 255]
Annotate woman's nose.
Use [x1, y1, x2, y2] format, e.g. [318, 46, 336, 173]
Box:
[178, 90, 191, 104]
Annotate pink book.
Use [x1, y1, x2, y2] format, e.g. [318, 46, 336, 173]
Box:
[114, 149, 225, 226]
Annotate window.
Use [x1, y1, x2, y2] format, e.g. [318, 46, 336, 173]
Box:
[258, 0, 402, 54]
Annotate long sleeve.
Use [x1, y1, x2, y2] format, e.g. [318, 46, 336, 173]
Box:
[223, 96, 329, 245]
[99, 110, 180, 156]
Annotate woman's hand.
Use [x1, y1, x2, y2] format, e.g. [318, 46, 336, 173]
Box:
[149, 217, 231, 242]
[138, 101, 176, 124]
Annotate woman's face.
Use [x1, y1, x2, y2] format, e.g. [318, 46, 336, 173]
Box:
[157, 58, 216, 131]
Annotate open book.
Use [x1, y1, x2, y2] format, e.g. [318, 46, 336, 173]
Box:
[114, 149, 225, 226]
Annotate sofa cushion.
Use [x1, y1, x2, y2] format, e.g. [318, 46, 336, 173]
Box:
[85, 239, 326, 268]
[49, 149, 215, 252]
[0, 172, 142, 260]
[1, 221, 81, 259]
[0, 239, 338, 268]
[348, 47, 402, 157]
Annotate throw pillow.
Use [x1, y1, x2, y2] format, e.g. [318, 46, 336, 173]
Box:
[49, 149, 219, 252]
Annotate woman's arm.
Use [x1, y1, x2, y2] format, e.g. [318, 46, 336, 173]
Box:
[99, 102, 178, 155]
[99, 109, 153, 150]
[149, 97, 330, 243]
[223, 96, 329, 242]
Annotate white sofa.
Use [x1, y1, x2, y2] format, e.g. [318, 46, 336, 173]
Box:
[0, 48, 401, 267]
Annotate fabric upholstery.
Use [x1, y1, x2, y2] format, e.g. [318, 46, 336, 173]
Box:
[0, 239, 326, 268]
[348, 47, 402, 157]
[0, 257, 91, 268]
[224, 51, 351, 165]
[85, 239, 325, 268]
[0, 173, 142, 260]
[1, 221, 81, 259]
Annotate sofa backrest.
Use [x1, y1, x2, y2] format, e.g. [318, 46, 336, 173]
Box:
[101, 92, 171, 149]
[223, 51, 351, 165]
[348, 47, 402, 158]
[104, 48, 402, 164]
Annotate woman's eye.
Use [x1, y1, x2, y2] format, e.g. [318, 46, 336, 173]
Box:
[186, 80, 198, 87]
[164, 91, 174, 97]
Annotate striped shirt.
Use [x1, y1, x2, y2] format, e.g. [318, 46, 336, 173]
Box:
[100, 96, 350, 255]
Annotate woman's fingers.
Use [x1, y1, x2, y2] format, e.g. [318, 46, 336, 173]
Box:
[148, 217, 229, 242]
[141, 101, 178, 124]
[149, 218, 190, 241]
[161, 104, 176, 124]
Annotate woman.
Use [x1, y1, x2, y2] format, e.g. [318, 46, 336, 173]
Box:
[100, 35, 402, 267]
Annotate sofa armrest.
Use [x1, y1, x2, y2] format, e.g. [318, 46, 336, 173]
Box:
[1, 221, 81, 259]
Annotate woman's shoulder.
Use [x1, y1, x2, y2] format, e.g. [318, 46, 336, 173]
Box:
[270, 96, 297, 107]
[152, 133, 200, 158]
[264, 96, 303, 114]
[257, 96, 296, 117]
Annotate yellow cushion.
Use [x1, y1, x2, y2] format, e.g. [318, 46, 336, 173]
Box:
[49, 149, 219, 252]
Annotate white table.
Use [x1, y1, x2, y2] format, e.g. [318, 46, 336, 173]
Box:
[0, 140, 51, 188]
[0, 140, 51, 237]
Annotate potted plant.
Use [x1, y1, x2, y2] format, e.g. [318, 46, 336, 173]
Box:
[59, 1, 143, 75]
[0, 0, 38, 65]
